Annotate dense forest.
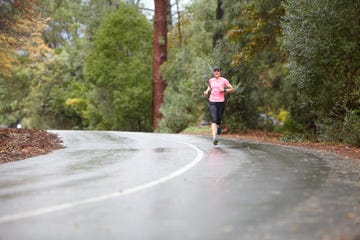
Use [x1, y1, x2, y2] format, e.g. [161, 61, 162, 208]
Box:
[0, 0, 359, 146]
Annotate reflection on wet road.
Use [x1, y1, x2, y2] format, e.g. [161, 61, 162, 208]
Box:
[0, 131, 359, 240]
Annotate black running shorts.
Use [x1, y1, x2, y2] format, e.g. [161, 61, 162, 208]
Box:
[209, 102, 225, 125]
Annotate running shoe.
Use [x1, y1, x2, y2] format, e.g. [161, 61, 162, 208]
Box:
[213, 138, 219, 145]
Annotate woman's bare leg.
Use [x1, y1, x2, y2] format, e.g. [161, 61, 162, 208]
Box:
[211, 122, 218, 139]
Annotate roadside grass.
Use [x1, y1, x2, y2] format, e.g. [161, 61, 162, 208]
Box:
[182, 126, 211, 135]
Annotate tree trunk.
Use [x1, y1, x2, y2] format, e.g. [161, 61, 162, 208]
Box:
[176, 0, 183, 47]
[167, 0, 172, 28]
[152, 0, 168, 130]
[213, 0, 224, 47]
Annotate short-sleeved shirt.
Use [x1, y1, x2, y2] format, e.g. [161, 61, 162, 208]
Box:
[208, 77, 229, 102]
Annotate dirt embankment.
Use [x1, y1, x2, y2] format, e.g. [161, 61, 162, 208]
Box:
[0, 128, 63, 164]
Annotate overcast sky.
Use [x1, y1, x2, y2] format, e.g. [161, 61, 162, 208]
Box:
[141, 0, 192, 17]
[142, 0, 191, 9]
[141, 0, 154, 10]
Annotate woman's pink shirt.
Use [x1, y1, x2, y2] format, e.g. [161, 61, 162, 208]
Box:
[209, 77, 229, 102]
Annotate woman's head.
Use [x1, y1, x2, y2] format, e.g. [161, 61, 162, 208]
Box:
[213, 66, 221, 77]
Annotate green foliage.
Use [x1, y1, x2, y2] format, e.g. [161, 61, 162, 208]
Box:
[342, 110, 360, 147]
[157, 0, 217, 132]
[84, 3, 152, 131]
[41, 0, 83, 48]
[279, 119, 311, 143]
[158, 49, 213, 132]
[159, 0, 288, 133]
[24, 52, 86, 129]
[1, 0, 359, 150]
[157, 88, 197, 133]
[2, 1, 153, 131]
[282, 0, 360, 145]
[0, 68, 32, 126]
[82, 0, 124, 40]
[215, 0, 288, 130]
[317, 110, 360, 147]
[182, 126, 211, 134]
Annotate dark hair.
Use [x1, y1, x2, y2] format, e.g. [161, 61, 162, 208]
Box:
[213, 66, 221, 71]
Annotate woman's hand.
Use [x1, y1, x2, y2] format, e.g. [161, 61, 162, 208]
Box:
[204, 86, 211, 96]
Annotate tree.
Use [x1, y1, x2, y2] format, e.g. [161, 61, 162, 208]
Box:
[24, 52, 78, 129]
[158, 0, 288, 133]
[0, 0, 53, 126]
[282, 0, 360, 145]
[216, 0, 287, 131]
[34, 0, 126, 130]
[157, 0, 217, 132]
[0, 66, 32, 126]
[0, 0, 39, 73]
[213, 0, 224, 46]
[152, 0, 168, 129]
[84, 3, 153, 131]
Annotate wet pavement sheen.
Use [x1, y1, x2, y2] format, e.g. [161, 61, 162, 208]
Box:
[0, 131, 359, 240]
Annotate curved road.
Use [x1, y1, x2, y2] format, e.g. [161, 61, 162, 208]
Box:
[0, 131, 359, 240]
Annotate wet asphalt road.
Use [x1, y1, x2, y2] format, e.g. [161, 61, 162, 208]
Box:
[0, 130, 359, 240]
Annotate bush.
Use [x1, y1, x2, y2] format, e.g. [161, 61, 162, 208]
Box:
[282, 0, 360, 145]
[341, 110, 360, 147]
[280, 119, 305, 142]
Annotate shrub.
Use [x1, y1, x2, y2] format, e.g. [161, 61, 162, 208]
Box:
[341, 110, 360, 147]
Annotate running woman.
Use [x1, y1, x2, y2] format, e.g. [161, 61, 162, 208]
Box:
[203, 66, 234, 145]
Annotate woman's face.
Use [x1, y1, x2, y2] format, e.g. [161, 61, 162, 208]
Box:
[213, 69, 221, 78]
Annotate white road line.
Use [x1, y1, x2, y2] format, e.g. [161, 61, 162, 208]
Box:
[0, 140, 204, 224]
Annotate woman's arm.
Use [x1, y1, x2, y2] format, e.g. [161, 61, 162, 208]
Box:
[223, 83, 234, 93]
[204, 84, 211, 96]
